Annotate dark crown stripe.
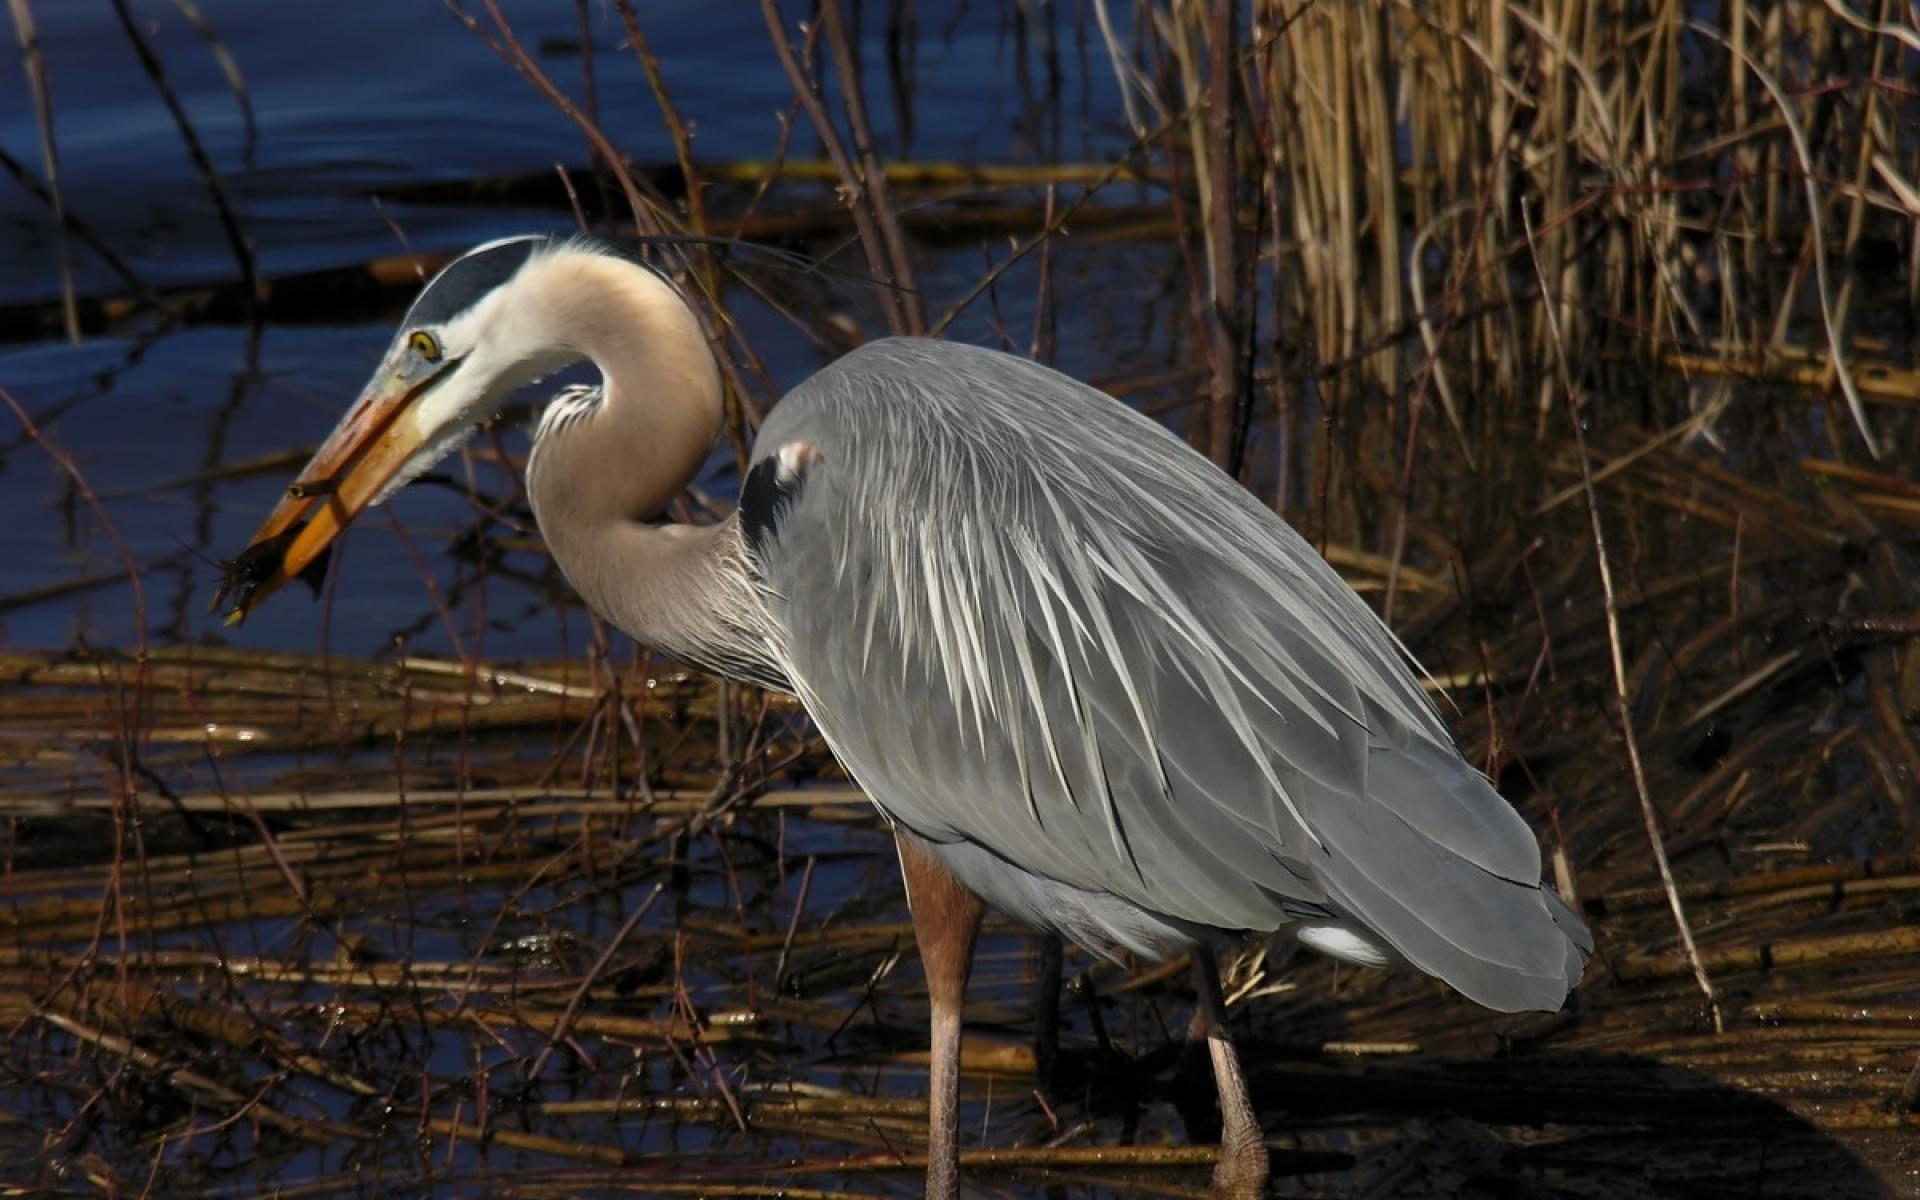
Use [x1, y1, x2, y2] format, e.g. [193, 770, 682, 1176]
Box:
[405, 236, 550, 327]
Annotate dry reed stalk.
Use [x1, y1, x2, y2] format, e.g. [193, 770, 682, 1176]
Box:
[107, 0, 259, 311]
[765, 1141, 1344, 1177]
[753, 0, 916, 335]
[0, 145, 158, 317]
[451, 0, 669, 237]
[5, 7, 1918, 1193]
[1616, 925, 1920, 982]
[523, 882, 661, 1080]
[1693, 18, 1880, 458]
[1523, 202, 1721, 1031]
[610, 0, 777, 468]
[50, 786, 863, 817]
[0, 196, 1190, 342]
[816, 0, 923, 333]
[167, 0, 255, 166]
[5, 0, 75, 341]
[928, 152, 1153, 337]
[1189, 0, 1250, 472]
[451, 2, 782, 482]
[542, 1091, 930, 1118]
[507, 1186, 858, 1200]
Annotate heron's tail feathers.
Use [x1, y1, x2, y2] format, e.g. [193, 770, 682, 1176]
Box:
[1292, 746, 1594, 1013]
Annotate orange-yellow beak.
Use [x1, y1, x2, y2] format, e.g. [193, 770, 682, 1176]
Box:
[212, 372, 437, 625]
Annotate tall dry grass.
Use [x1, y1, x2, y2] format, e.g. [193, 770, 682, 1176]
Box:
[1111, 1, 1914, 504]
[1087, 0, 1916, 1025]
[3, 3, 1918, 1192]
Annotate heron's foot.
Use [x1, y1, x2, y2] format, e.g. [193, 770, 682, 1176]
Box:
[1211, 1138, 1270, 1196]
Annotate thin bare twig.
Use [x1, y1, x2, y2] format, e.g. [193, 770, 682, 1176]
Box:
[448, 0, 673, 236]
[817, 0, 924, 332]
[166, 0, 257, 167]
[524, 883, 663, 1083]
[0, 146, 158, 310]
[1200, 0, 1246, 473]
[108, 0, 261, 310]
[1690, 20, 1879, 459]
[755, 0, 912, 333]
[1521, 202, 1721, 1033]
[6, 0, 77, 340]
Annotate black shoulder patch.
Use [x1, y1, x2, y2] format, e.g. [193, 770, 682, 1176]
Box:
[740, 442, 821, 559]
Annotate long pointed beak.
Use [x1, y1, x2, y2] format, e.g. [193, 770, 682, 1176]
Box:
[212, 375, 431, 625]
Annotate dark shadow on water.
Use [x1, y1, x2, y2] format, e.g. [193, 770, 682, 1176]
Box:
[1000, 996, 1904, 1200]
[1196, 1047, 1899, 1199]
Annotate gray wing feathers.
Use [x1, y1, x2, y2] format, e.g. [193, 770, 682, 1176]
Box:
[753, 338, 1588, 1011]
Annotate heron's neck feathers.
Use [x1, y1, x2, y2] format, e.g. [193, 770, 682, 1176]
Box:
[521, 248, 723, 519]
[568, 517, 782, 690]
[522, 249, 781, 687]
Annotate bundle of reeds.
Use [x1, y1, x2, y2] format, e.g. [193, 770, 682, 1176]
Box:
[2, 1, 1916, 1194]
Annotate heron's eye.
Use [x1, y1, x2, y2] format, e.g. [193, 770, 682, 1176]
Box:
[408, 330, 442, 362]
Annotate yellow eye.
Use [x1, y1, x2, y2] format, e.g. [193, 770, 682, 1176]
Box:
[408, 330, 442, 362]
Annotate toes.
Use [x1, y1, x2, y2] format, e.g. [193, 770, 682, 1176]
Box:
[1212, 1143, 1270, 1197]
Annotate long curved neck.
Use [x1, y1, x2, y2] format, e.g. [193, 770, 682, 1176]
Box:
[520, 251, 777, 685]
[522, 250, 722, 522]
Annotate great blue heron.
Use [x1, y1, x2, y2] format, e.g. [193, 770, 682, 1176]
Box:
[216, 235, 1592, 1197]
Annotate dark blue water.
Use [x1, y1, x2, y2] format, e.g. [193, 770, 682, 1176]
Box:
[0, 1, 1155, 657]
[1, 1, 1110, 292]
[0, 13, 1166, 1181]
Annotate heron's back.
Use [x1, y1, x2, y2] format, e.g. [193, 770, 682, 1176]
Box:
[746, 338, 1590, 1012]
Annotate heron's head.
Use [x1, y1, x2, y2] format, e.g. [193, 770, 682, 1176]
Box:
[213, 234, 579, 624]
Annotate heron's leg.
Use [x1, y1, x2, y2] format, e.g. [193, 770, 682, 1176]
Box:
[1191, 945, 1269, 1192]
[897, 834, 984, 1200]
[1033, 933, 1063, 1086]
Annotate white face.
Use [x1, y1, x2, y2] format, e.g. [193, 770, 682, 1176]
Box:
[216, 236, 590, 626]
[361, 273, 573, 505]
